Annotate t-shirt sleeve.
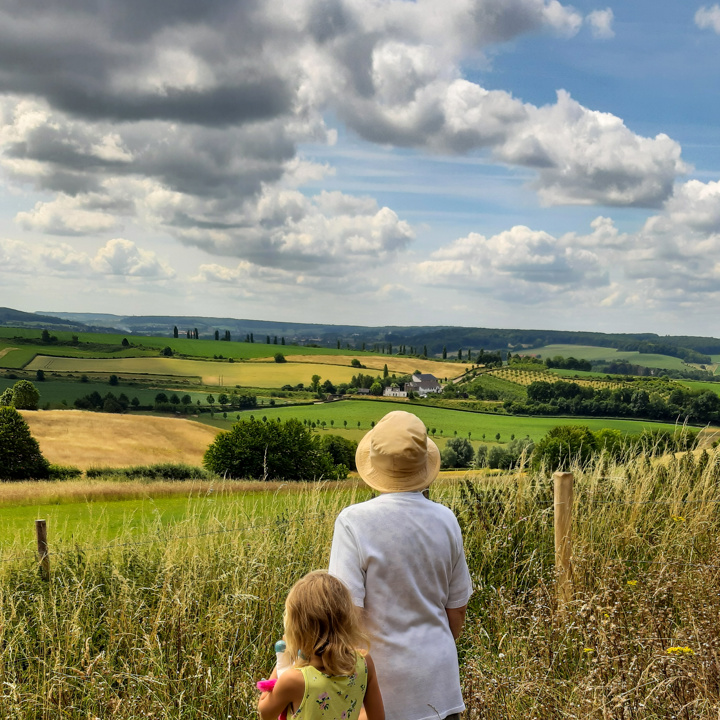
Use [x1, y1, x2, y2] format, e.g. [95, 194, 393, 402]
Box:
[328, 514, 366, 607]
[445, 524, 473, 609]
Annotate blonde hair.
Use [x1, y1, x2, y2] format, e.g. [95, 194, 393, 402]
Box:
[284, 570, 368, 676]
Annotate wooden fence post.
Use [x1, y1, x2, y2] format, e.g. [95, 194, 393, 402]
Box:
[35, 519, 49, 581]
[553, 471, 574, 608]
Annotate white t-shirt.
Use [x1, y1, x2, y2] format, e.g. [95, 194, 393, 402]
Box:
[328, 491, 473, 720]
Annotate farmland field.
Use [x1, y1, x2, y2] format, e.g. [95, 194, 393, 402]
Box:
[547, 367, 623, 379]
[530, 344, 691, 370]
[217, 398, 695, 441]
[0, 481, 367, 548]
[0, 328, 406, 361]
[677, 380, 720, 396]
[0, 378, 207, 407]
[21, 410, 220, 470]
[25, 355, 367, 387]
[281, 354, 469, 379]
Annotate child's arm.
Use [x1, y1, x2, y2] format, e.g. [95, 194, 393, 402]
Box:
[359, 653, 384, 720]
[257, 668, 304, 720]
[445, 604, 467, 640]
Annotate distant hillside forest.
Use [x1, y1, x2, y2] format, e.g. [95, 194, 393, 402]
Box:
[3, 306, 720, 366]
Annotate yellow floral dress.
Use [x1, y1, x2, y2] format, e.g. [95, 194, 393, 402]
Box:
[291, 653, 367, 720]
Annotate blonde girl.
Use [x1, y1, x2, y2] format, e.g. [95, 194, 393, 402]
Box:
[258, 571, 384, 720]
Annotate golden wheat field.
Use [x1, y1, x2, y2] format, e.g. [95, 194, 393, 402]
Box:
[27, 354, 469, 386]
[20, 409, 220, 470]
[284, 354, 471, 378]
[27, 356, 369, 387]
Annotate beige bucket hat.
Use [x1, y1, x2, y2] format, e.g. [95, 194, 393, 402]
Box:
[355, 410, 440, 493]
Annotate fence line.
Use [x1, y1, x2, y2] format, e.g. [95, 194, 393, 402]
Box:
[2, 478, 719, 593]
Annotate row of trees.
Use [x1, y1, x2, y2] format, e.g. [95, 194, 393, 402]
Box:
[507, 380, 720, 425]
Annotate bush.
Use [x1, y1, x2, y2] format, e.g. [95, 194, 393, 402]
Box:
[203, 418, 344, 481]
[0, 406, 50, 480]
[531, 425, 597, 472]
[441, 437, 474, 468]
[48, 464, 83, 480]
[274, 353, 286, 363]
[86, 464, 210, 480]
[319, 434, 358, 471]
[11, 380, 40, 410]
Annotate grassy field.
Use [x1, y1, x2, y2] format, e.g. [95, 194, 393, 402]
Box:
[201, 398, 695, 442]
[531, 344, 691, 370]
[677, 380, 720, 396]
[0, 327, 441, 363]
[0, 453, 719, 718]
[21, 410, 220, 470]
[0, 377, 199, 408]
[0, 480, 370, 548]
[547, 367, 623, 379]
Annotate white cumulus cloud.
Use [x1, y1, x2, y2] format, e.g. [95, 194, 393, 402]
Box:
[695, 5, 720, 33]
[586, 8, 614, 38]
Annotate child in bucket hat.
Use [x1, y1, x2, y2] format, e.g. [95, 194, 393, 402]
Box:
[329, 411, 472, 720]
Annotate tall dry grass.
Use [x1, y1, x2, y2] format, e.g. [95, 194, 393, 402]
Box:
[458, 448, 720, 719]
[0, 451, 718, 718]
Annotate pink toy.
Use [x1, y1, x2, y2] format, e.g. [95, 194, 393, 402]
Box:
[256, 678, 288, 720]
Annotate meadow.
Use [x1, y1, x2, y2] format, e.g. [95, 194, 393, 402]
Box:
[0, 450, 719, 718]
[207, 398, 694, 442]
[530, 344, 692, 371]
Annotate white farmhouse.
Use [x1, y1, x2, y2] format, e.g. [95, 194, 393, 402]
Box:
[404, 373, 443, 397]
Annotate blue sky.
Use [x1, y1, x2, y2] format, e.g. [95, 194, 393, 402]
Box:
[1, 0, 720, 336]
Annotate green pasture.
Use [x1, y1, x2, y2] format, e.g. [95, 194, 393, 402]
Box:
[677, 380, 720, 397]
[0, 486, 371, 551]
[0, 327, 383, 361]
[531, 344, 689, 371]
[547, 368, 619, 379]
[198, 398, 695, 442]
[0, 377, 220, 408]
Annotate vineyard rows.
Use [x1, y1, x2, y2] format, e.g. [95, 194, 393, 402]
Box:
[489, 367, 624, 392]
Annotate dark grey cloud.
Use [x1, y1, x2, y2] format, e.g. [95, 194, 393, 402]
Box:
[0, 0, 690, 282]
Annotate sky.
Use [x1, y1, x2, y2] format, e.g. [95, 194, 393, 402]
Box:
[1, 0, 720, 336]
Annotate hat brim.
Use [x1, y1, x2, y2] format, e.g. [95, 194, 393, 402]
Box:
[355, 429, 441, 493]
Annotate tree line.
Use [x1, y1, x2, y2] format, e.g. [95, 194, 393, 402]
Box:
[506, 379, 720, 425]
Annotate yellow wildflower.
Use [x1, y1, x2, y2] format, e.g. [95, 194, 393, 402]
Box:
[626, 580, 638, 586]
[671, 515, 686, 522]
[583, 648, 594, 654]
[666, 646, 694, 655]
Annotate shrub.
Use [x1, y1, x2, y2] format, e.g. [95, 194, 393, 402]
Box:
[11, 380, 40, 410]
[274, 353, 286, 363]
[0, 406, 50, 480]
[441, 437, 474, 468]
[86, 463, 210, 480]
[531, 425, 597, 472]
[319, 434, 358, 471]
[48, 464, 83, 480]
[203, 418, 344, 481]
